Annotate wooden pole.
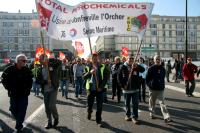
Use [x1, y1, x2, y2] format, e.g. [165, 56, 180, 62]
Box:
[40, 30, 51, 87]
[88, 37, 93, 56]
[88, 37, 99, 90]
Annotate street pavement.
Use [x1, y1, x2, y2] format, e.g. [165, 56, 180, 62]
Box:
[0, 79, 200, 133]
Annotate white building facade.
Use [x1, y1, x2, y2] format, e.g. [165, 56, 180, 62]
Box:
[0, 11, 74, 59]
[96, 15, 200, 60]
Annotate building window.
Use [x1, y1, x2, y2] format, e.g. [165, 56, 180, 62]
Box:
[189, 36, 196, 42]
[176, 31, 184, 36]
[150, 24, 157, 28]
[189, 44, 196, 50]
[176, 24, 184, 29]
[169, 31, 172, 37]
[162, 24, 165, 29]
[176, 43, 184, 50]
[151, 30, 157, 36]
[3, 22, 14, 27]
[0, 37, 3, 43]
[169, 24, 172, 29]
[163, 31, 166, 36]
[176, 37, 184, 42]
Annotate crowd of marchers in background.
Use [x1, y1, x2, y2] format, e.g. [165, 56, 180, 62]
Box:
[1, 53, 200, 132]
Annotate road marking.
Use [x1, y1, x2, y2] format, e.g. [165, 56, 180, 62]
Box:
[166, 85, 200, 97]
[24, 104, 44, 127]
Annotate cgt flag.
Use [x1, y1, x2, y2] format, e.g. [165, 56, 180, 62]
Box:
[59, 51, 66, 60]
[75, 41, 84, 57]
[122, 47, 129, 57]
[35, 47, 51, 58]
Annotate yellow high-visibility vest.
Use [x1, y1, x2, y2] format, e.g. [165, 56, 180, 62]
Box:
[85, 64, 107, 90]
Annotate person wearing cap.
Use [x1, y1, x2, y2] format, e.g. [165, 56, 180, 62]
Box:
[182, 57, 198, 97]
[83, 53, 109, 127]
[1, 54, 33, 132]
[146, 55, 172, 123]
[118, 56, 145, 124]
[73, 58, 84, 99]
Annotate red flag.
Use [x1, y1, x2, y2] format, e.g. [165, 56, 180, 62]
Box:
[122, 47, 129, 57]
[59, 51, 65, 60]
[37, 2, 52, 30]
[35, 47, 43, 58]
[35, 47, 51, 58]
[75, 41, 84, 57]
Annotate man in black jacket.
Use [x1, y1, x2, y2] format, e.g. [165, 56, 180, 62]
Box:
[146, 55, 172, 123]
[118, 56, 144, 124]
[1, 54, 33, 132]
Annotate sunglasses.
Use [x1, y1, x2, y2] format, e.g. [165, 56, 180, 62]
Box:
[19, 60, 27, 63]
[156, 58, 160, 61]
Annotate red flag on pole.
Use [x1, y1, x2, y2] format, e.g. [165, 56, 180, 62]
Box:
[36, 2, 52, 30]
[75, 41, 84, 57]
[35, 47, 51, 58]
[59, 51, 65, 60]
[122, 47, 129, 57]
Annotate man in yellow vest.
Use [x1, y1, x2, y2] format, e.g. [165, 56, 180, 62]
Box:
[83, 53, 109, 127]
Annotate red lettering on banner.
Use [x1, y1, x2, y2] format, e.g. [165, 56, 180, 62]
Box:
[121, 4, 126, 8]
[103, 4, 109, 8]
[109, 4, 117, 8]
[39, 0, 149, 14]
[51, 1, 57, 8]
[63, 8, 68, 13]
[141, 5, 147, 9]
[56, 5, 62, 12]
[95, 4, 102, 8]
[90, 4, 96, 9]
[38, 0, 68, 13]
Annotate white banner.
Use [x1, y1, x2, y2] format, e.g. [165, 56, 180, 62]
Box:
[36, 0, 154, 41]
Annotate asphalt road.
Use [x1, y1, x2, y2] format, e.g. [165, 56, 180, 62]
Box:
[0, 82, 200, 133]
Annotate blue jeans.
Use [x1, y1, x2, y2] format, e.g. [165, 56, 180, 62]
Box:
[9, 97, 28, 130]
[60, 79, 69, 97]
[75, 77, 83, 97]
[87, 90, 104, 123]
[124, 92, 139, 118]
[32, 79, 40, 95]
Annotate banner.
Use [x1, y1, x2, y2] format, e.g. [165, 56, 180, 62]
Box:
[36, 0, 154, 40]
[75, 41, 84, 57]
[122, 47, 129, 57]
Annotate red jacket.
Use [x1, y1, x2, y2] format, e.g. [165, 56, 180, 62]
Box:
[182, 63, 198, 80]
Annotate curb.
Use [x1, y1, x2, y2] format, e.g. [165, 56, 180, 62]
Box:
[166, 85, 200, 97]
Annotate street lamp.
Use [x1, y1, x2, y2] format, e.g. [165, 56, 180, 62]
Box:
[185, 0, 188, 62]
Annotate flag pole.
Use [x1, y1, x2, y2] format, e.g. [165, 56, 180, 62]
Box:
[88, 37, 93, 56]
[35, 0, 51, 86]
[88, 37, 99, 90]
[127, 30, 146, 86]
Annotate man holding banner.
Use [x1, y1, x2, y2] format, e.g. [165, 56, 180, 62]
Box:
[83, 53, 109, 126]
[38, 54, 61, 129]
